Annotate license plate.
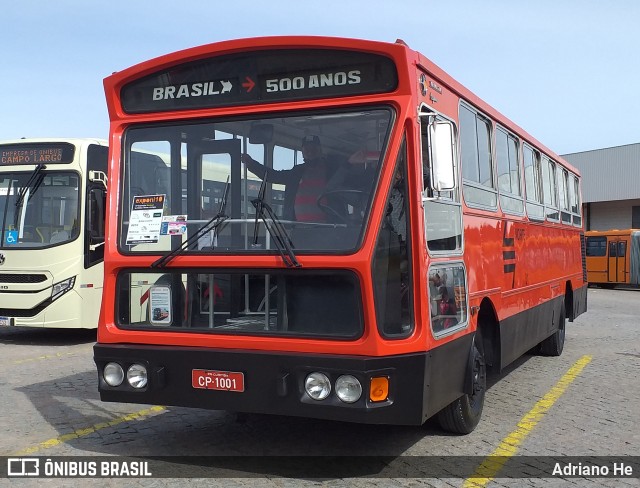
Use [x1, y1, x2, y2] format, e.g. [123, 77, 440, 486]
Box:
[192, 369, 245, 392]
[0, 316, 12, 327]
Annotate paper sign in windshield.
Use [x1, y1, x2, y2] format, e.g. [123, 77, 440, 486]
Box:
[149, 285, 172, 325]
[125, 194, 165, 245]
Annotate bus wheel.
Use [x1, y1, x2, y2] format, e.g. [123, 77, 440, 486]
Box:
[539, 303, 566, 356]
[437, 333, 486, 434]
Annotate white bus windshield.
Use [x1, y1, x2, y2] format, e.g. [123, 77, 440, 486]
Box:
[0, 171, 80, 248]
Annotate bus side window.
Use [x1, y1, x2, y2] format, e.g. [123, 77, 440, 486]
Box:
[496, 127, 524, 215]
[523, 144, 544, 220]
[429, 264, 468, 336]
[570, 173, 582, 227]
[609, 241, 617, 257]
[586, 236, 606, 256]
[459, 103, 497, 209]
[618, 241, 626, 257]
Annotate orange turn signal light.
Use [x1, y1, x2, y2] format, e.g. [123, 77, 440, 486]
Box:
[369, 376, 389, 402]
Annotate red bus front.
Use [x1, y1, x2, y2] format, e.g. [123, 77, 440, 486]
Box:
[94, 37, 481, 431]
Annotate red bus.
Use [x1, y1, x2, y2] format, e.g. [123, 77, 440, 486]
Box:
[94, 36, 588, 433]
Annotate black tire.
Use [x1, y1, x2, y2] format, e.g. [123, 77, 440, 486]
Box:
[437, 333, 486, 434]
[527, 343, 542, 355]
[540, 303, 566, 356]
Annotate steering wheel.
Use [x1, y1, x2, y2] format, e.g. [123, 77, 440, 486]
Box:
[316, 189, 367, 224]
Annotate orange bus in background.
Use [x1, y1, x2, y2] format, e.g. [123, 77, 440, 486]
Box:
[585, 229, 640, 288]
[94, 36, 588, 434]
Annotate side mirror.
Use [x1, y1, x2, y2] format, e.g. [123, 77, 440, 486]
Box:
[89, 170, 108, 189]
[429, 120, 456, 191]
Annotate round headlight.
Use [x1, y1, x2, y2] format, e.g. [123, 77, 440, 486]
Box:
[305, 372, 331, 400]
[104, 362, 124, 387]
[335, 375, 362, 403]
[127, 363, 148, 389]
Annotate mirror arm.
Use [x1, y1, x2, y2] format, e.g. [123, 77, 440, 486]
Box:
[89, 241, 105, 252]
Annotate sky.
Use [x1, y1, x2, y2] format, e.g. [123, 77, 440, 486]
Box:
[1, 0, 638, 155]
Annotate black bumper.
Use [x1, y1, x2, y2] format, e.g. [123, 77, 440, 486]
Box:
[94, 344, 433, 425]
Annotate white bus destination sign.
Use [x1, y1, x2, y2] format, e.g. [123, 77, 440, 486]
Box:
[121, 49, 398, 113]
[0, 143, 75, 165]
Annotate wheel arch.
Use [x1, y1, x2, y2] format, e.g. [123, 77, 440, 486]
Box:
[476, 297, 501, 374]
[565, 280, 575, 321]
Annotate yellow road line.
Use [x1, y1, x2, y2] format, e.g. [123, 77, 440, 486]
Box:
[463, 354, 593, 487]
[11, 406, 166, 456]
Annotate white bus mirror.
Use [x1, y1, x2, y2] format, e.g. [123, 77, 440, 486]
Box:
[429, 121, 456, 191]
[89, 170, 108, 189]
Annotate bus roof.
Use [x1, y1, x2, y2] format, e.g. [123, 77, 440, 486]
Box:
[104, 35, 579, 176]
[586, 229, 640, 237]
[411, 49, 580, 176]
[0, 137, 107, 146]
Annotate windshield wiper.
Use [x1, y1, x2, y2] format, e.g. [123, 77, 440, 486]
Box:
[151, 178, 230, 269]
[14, 164, 46, 222]
[251, 174, 301, 268]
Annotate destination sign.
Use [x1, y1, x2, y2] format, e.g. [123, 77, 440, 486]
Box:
[121, 49, 398, 113]
[0, 142, 75, 165]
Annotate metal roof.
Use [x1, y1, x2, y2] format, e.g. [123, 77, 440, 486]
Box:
[562, 143, 640, 203]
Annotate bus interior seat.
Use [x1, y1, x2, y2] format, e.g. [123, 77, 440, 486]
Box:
[50, 230, 69, 244]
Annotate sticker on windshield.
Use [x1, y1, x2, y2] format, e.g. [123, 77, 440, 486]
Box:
[160, 215, 188, 235]
[4, 230, 18, 245]
[125, 194, 165, 245]
[149, 285, 172, 325]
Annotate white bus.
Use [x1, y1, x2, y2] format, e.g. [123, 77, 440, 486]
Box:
[0, 138, 108, 328]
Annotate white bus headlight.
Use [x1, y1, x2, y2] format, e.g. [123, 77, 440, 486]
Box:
[305, 372, 331, 400]
[104, 362, 124, 387]
[127, 364, 148, 389]
[335, 375, 362, 403]
[51, 276, 76, 301]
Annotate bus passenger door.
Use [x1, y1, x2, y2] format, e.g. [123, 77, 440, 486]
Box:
[608, 240, 627, 284]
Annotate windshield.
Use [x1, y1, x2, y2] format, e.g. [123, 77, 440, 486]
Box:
[120, 108, 393, 255]
[0, 171, 80, 248]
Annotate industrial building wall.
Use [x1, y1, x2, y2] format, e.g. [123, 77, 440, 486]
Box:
[588, 199, 640, 230]
[564, 143, 640, 232]
[563, 144, 640, 203]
